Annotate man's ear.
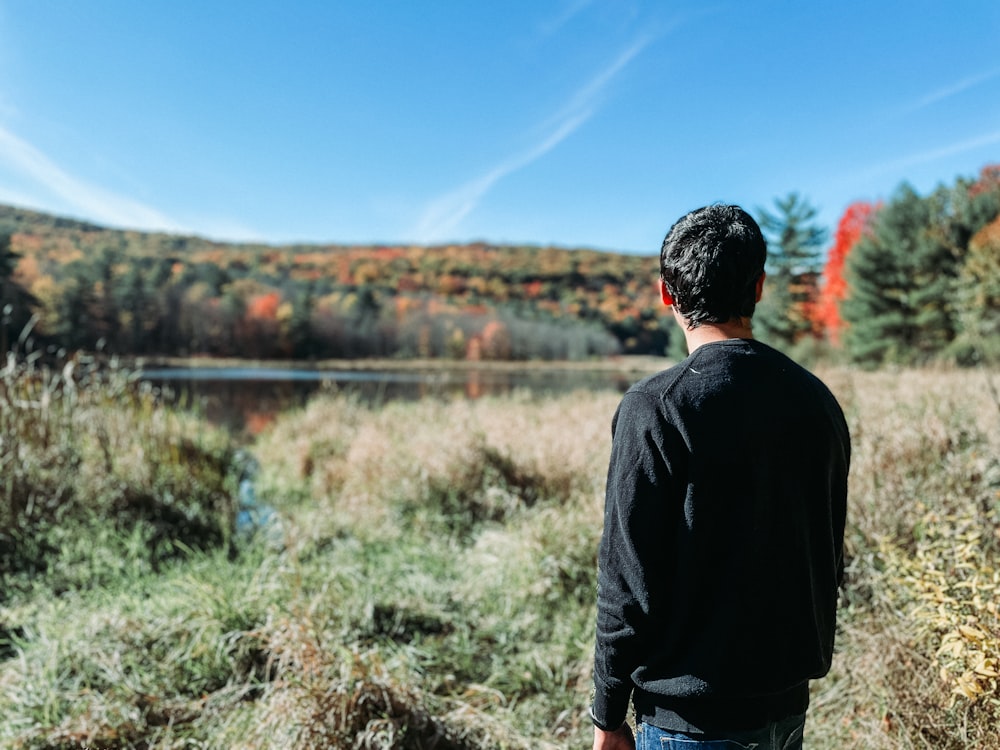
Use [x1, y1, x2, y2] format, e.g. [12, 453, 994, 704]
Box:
[754, 272, 766, 303]
[659, 278, 674, 307]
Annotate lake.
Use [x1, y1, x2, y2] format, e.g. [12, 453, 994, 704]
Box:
[139, 363, 655, 436]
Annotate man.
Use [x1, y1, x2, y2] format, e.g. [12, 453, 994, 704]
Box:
[590, 204, 850, 750]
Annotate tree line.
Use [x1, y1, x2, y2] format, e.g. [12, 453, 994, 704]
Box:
[1, 163, 998, 365]
[0, 208, 666, 362]
[753, 164, 1000, 366]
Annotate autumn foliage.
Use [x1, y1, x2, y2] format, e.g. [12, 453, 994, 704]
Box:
[0, 205, 669, 361]
[247, 292, 281, 320]
[3, 161, 999, 365]
[812, 201, 876, 344]
[969, 163, 1000, 197]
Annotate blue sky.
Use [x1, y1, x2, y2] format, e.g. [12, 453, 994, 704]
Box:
[1, 1, 998, 254]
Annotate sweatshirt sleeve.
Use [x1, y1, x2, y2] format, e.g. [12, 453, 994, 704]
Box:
[591, 390, 675, 729]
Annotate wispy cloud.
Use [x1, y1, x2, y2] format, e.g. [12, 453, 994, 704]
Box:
[536, 0, 596, 38]
[902, 67, 1000, 113]
[0, 125, 181, 231]
[412, 37, 650, 243]
[858, 129, 1000, 182]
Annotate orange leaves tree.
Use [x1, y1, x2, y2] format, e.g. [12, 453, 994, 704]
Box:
[479, 319, 512, 360]
[812, 201, 876, 345]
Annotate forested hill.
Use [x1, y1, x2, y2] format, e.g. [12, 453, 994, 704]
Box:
[6, 161, 999, 366]
[0, 204, 668, 361]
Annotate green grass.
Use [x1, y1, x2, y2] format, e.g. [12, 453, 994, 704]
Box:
[1, 362, 999, 748]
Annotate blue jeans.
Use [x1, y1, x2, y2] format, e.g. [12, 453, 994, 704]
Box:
[635, 713, 806, 750]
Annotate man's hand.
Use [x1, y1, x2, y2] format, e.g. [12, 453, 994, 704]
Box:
[593, 723, 635, 750]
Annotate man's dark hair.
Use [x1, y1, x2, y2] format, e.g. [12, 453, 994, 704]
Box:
[659, 203, 767, 328]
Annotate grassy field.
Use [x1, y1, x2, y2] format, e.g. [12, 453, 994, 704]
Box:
[1, 359, 999, 748]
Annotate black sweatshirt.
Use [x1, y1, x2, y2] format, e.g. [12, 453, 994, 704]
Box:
[591, 339, 850, 734]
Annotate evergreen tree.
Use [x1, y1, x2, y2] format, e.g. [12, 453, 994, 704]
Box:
[842, 184, 959, 364]
[91, 247, 122, 350]
[350, 285, 383, 356]
[115, 263, 154, 354]
[0, 233, 16, 280]
[287, 284, 316, 359]
[1, 233, 17, 354]
[0, 233, 38, 354]
[51, 261, 100, 352]
[755, 193, 827, 348]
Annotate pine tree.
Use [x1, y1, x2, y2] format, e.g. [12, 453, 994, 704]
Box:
[842, 184, 959, 364]
[91, 246, 122, 350]
[51, 261, 100, 352]
[0, 233, 16, 354]
[755, 193, 827, 348]
[0, 233, 17, 280]
[115, 263, 153, 354]
[0, 234, 38, 354]
[287, 284, 316, 359]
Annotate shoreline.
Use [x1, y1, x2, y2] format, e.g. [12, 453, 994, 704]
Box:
[126, 354, 670, 375]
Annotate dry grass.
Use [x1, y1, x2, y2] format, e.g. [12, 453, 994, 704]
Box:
[2, 366, 999, 748]
[1, 356, 237, 598]
[812, 368, 1000, 748]
[253, 389, 617, 545]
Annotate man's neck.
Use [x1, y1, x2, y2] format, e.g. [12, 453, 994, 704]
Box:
[675, 311, 754, 354]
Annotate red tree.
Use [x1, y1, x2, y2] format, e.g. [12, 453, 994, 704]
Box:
[969, 163, 1000, 197]
[247, 291, 281, 320]
[812, 201, 876, 344]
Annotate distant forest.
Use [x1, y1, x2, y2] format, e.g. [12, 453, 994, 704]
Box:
[0, 208, 664, 362]
[1, 163, 998, 365]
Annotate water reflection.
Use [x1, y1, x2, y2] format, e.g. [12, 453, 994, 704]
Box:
[140, 365, 639, 436]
